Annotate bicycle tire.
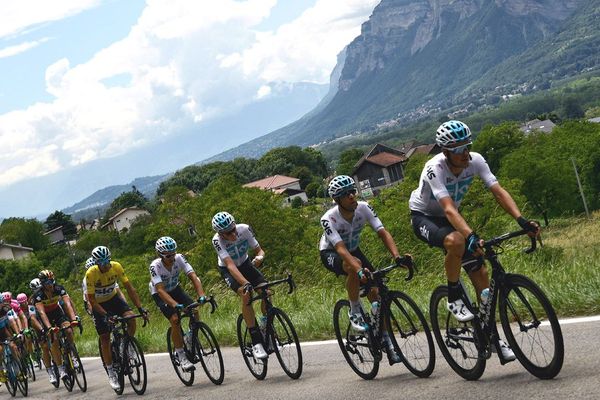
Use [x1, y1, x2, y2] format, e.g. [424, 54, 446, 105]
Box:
[195, 321, 225, 385]
[429, 285, 486, 381]
[124, 336, 147, 394]
[12, 356, 28, 396]
[332, 299, 379, 380]
[166, 326, 194, 386]
[23, 352, 35, 382]
[5, 357, 17, 396]
[99, 338, 124, 394]
[69, 343, 87, 392]
[386, 291, 435, 378]
[51, 362, 60, 388]
[236, 314, 268, 380]
[269, 308, 303, 379]
[499, 274, 564, 379]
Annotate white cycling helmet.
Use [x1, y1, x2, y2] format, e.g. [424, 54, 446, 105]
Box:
[435, 120, 472, 147]
[155, 236, 177, 254]
[30, 278, 42, 291]
[84, 257, 96, 269]
[328, 175, 356, 198]
[91, 246, 111, 265]
[212, 212, 235, 233]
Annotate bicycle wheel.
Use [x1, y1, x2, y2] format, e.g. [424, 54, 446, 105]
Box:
[269, 308, 303, 379]
[51, 362, 60, 388]
[4, 358, 17, 396]
[386, 291, 435, 378]
[166, 327, 194, 386]
[236, 314, 268, 380]
[99, 338, 124, 394]
[429, 286, 485, 381]
[332, 299, 379, 380]
[195, 322, 224, 385]
[23, 353, 35, 382]
[62, 357, 75, 392]
[69, 343, 87, 392]
[499, 274, 564, 379]
[11, 357, 28, 396]
[124, 337, 147, 394]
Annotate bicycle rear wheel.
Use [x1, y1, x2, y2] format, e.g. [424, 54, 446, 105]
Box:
[499, 274, 564, 379]
[332, 299, 379, 380]
[166, 327, 194, 386]
[5, 358, 17, 396]
[23, 353, 35, 382]
[386, 291, 435, 378]
[51, 362, 60, 388]
[269, 308, 303, 379]
[69, 343, 87, 392]
[195, 322, 224, 385]
[11, 357, 28, 396]
[236, 314, 268, 380]
[430, 286, 485, 381]
[124, 337, 147, 394]
[62, 358, 75, 392]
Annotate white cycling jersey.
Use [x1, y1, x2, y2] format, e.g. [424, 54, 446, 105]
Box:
[212, 224, 259, 267]
[409, 152, 498, 217]
[319, 201, 384, 252]
[148, 253, 194, 295]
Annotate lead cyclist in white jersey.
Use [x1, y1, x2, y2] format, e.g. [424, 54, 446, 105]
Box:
[320, 175, 411, 364]
[148, 236, 206, 372]
[409, 120, 540, 361]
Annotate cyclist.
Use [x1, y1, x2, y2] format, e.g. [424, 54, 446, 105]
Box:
[211, 211, 268, 360]
[85, 245, 149, 390]
[2, 292, 27, 337]
[409, 120, 539, 361]
[15, 293, 38, 356]
[319, 175, 408, 364]
[149, 236, 207, 372]
[33, 270, 80, 384]
[0, 298, 20, 385]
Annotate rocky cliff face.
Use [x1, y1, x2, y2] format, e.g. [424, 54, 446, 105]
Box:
[339, 0, 582, 91]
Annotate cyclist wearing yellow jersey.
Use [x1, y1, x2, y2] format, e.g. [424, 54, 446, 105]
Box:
[85, 246, 149, 390]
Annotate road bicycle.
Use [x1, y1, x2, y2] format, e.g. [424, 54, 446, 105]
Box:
[429, 229, 564, 380]
[236, 273, 303, 380]
[15, 332, 35, 382]
[1, 337, 27, 397]
[333, 256, 435, 380]
[99, 313, 148, 395]
[166, 297, 224, 386]
[52, 323, 86, 392]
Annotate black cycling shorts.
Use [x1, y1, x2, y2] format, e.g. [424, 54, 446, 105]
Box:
[219, 258, 266, 292]
[319, 247, 374, 277]
[92, 295, 132, 335]
[410, 211, 483, 273]
[152, 286, 194, 319]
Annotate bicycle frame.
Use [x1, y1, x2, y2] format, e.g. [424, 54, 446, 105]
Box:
[246, 273, 295, 317]
[177, 298, 217, 359]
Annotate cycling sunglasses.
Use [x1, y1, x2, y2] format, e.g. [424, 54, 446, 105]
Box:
[337, 188, 357, 198]
[444, 142, 472, 154]
[161, 253, 175, 259]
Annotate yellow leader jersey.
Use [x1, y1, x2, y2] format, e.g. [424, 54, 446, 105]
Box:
[85, 261, 129, 303]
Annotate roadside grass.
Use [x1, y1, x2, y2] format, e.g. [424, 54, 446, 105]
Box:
[76, 213, 600, 356]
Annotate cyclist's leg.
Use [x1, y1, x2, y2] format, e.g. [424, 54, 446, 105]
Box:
[108, 295, 134, 337]
[91, 298, 117, 366]
[153, 291, 184, 348]
[245, 263, 268, 316]
[467, 263, 489, 300]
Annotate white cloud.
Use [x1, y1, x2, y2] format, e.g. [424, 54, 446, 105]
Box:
[0, 0, 378, 188]
[0, 37, 50, 59]
[0, 1, 101, 39]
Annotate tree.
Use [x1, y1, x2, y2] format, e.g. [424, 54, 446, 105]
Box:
[336, 148, 364, 176]
[103, 188, 149, 222]
[0, 218, 49, 251]
[473, 122, 525, 173]
[45, 210, 77, 236]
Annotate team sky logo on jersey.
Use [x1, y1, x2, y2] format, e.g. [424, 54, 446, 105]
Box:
[150, 266, 157, 277]
[367, 204, 378, 218]
[426, 166, 436, 180]
[447, 177, 454, 184]
[446, 178, 474, 202]
[321, 219, 333, 235]
[212, 239, 222, 251]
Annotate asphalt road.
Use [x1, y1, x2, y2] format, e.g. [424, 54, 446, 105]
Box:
[17, 317, 600, 400]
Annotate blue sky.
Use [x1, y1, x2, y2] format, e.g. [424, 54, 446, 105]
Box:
[0, 0, 379, 217]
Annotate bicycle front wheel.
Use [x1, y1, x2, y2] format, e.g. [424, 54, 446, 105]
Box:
[195, 322, 224, 385]
[124, 337, 147, 394]
[269, 308, 303, 379]
[499, 274, 564, 379]
[23, 352, 35, 382]
[430, 286, 485, 381]
[5, 357, 18, 396]
[166, 327, 194, 386]
[11, 356, 28, 396]
[386, 291, 435, 378]
[236, 314, 268, 380]
[69, 343, 87, 392]
[332, 299, 379, 380]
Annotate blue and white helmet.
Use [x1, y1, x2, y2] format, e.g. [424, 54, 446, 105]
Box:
[91, 246, 111, 265]
[155, 236, 177, 254]
[436, 120, 472, 147]
[84, 257, 96, 269]
[212, 212, 235, 233]
[328, 175, 356, 198]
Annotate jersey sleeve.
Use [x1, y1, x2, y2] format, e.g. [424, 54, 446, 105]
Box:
[320, 214, 343, 247]
[425, 162, 451, 201]
[84, 269, 96, 295]
[114, 262, 130, 284]
[364, 203, 384, 232]
[212, 235, 232, 261]
[472, 153, 499, 188]
[149, 260, 163, 286]
[176, 254, 195, 275]
[55, 284, 68, 297]
[246, 225, 260, 249]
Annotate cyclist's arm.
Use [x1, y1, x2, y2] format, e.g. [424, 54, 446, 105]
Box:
[376, 228, 400, 259]
[34, 303, 52, 330]
[88, 295, 108, 317]
[489, 183, 522, 220]
[122, 280, 143, 310]
[223, 257, 249, 286]
[333, 241, 362, 274]
[60, 294, 77, 321]
[18, 311, 28, 330]
[8, 312, 21, 333]
[251, 245, 265, 268]
[155, 282, 179, 308]
[439, 196, 473, 238]
[187, 271, 206, 299]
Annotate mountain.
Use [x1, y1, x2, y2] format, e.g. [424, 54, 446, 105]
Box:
[209, 0, 598, 161]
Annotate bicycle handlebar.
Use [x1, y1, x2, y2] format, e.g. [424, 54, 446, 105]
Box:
[111, 313, 148, 328]
[373, 255, 415, 282]
[181, 295, 218, 315]
[482, 227, 542, 254]
[246, 272, 295, 305]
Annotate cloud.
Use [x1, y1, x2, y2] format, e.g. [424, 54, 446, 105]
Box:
[0, 0, 102, 39]
[0, 37, 50, 59]
[0, 0, 378, 188]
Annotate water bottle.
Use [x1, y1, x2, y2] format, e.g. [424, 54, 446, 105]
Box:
[370, 301, 380, 333]
[480, 288, 490, 305]
[184, 330, 192, 350]
[258, 315, 268, 339]
[371, 301, 380, 317]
